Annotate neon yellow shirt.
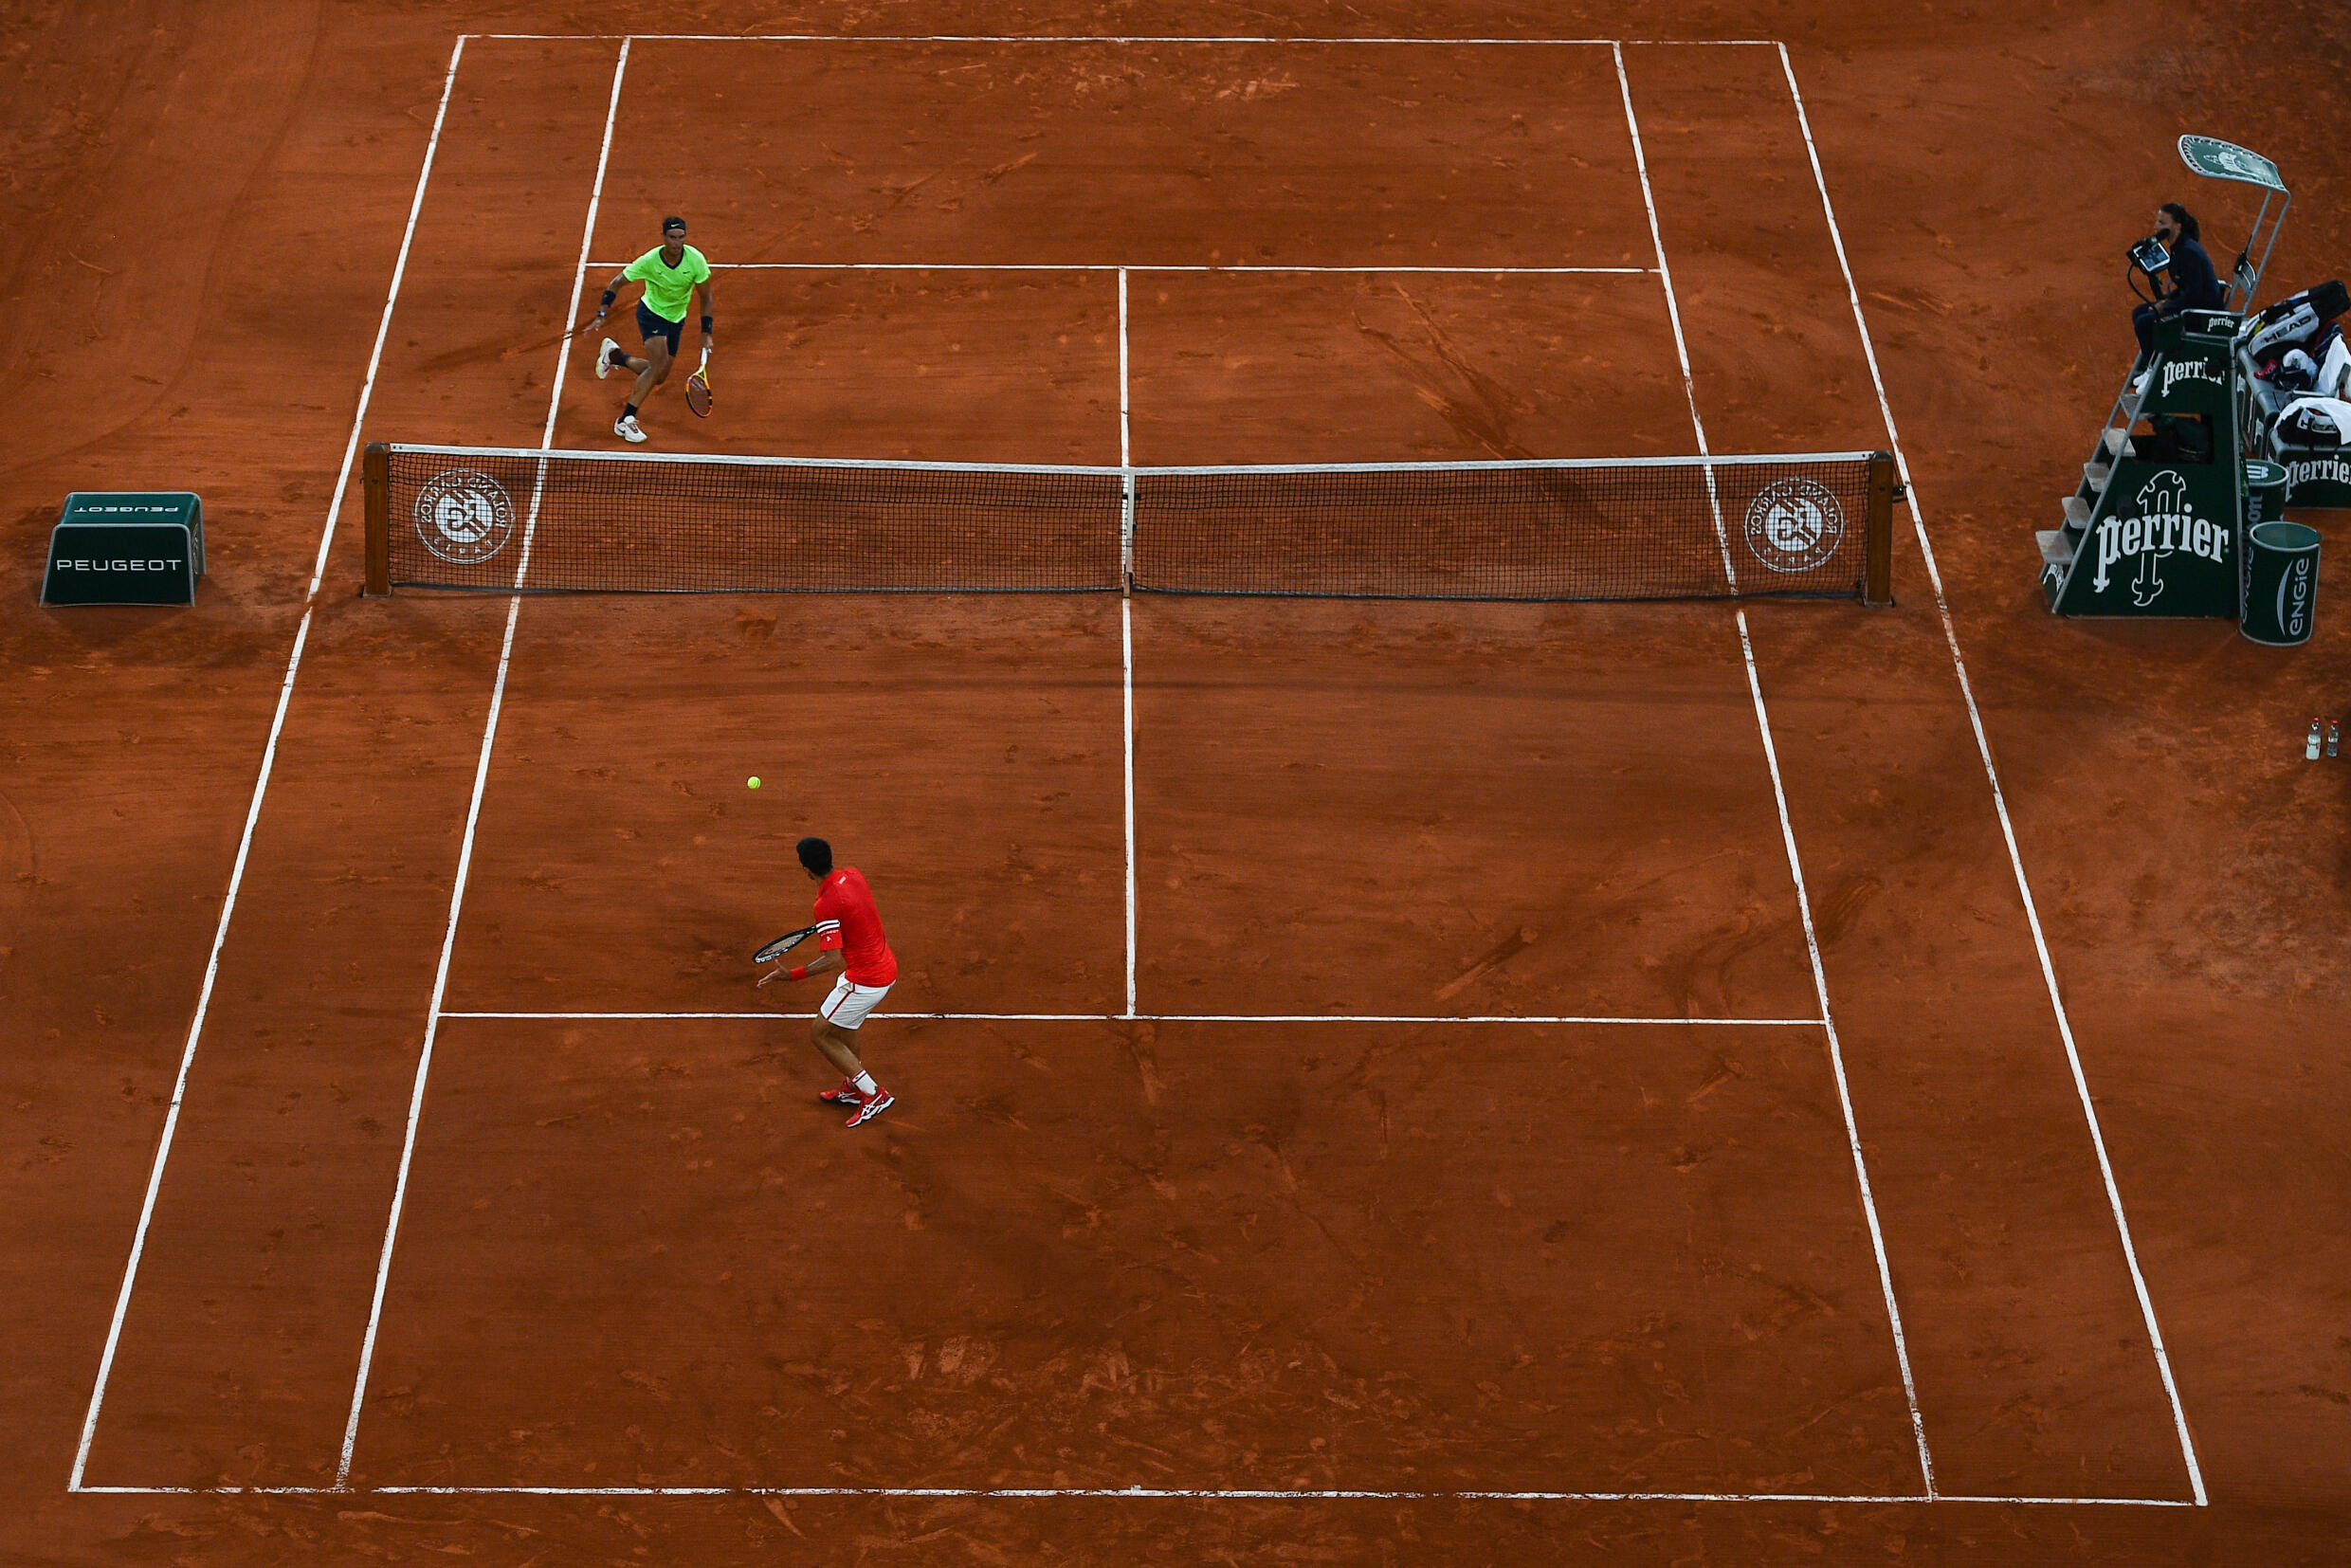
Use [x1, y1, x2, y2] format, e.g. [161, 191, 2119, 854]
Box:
[624, 244, 712, 322]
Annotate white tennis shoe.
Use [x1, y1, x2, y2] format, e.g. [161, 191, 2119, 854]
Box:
[614, 413, 647, 444]
[596, 337, 622, 380]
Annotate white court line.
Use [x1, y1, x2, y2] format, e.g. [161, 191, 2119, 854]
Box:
[64, 34, 472, 1497]
[334, 37, 634, 1491]
[1118, 267, 1139, 1017]
[1121, 598, 1139, 1017]
[481, 33, 1781, 45]
[66, 1481, 2190, 1505]
[1610, 43, 1737, 591]
[1613, 52, 1930, 1486]
[1737, 610, 1934, 1494]
[497, 33, 1630, 45]
[1117, 264, 1132, 472]
[436, 1011, 1824, 1025]
[587, 262, 1651, 274]
[1775, 44, 2205, 1505]
[333, 552, 524, 1488]
[1618, 46, 1928, 1492]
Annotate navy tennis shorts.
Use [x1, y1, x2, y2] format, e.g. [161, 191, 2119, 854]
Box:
[636, 301, 683, 353]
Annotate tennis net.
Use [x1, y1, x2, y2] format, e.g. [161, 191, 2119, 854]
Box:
[364, 443, 1895, 603]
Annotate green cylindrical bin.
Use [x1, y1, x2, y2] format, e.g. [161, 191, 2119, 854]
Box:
[2241, 520, 2321, 647]
[2240, 459, 2290, 614]
[2244, 459, 2291, 529]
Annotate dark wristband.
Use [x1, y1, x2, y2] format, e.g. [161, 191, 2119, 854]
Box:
[702, 315, 714, 334]
[600, 288, 617, 309]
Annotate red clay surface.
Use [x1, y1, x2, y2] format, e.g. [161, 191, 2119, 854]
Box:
[356, 1015, 1920, 1496]
[5, 4, 2349, 1564]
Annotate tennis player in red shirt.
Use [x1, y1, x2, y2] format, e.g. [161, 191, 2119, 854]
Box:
[757, 837, 899, 1127]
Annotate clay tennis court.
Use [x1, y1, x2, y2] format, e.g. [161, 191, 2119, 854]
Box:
[6, 7, 2348, 1564]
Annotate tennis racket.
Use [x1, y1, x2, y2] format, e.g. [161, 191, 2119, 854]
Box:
[752, 923, 818, 964]
[685, 348, 713, 418]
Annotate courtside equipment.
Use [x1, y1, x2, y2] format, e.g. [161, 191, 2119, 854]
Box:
[2038, 303, 2246, 618]
[2037, 133, 2339, 629]
[41, 491, 203, 606]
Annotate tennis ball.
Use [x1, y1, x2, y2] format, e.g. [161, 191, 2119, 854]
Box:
[747, 776, 761, 790]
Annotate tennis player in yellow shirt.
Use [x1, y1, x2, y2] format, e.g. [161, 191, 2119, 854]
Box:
[591, 215, 714, 444]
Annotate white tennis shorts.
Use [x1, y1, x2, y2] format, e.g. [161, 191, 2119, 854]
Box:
[821, 975, 892, 1030]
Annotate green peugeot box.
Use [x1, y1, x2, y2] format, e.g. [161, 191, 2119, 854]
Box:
[40, 492, 204, 606]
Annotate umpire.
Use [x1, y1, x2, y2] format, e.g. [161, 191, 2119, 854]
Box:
[2133, 202, 2226, 356]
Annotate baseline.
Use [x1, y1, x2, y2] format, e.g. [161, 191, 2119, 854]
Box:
[487, 33, 1735, 46]
[72, 1482, 2191, 1506]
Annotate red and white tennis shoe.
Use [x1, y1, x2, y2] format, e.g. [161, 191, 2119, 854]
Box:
[844, 1085, 895, 1128]
[818, 1077, 864, 1105]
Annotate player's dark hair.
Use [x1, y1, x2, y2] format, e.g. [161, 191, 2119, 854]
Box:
[2159, 202, 2199, 243]
[796, 837, 833, 874]
[663, 214, 687, 233]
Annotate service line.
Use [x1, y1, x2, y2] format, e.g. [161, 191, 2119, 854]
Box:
[495, 32, 1640, 45]
[437, 1011, 1826, 1026]
[585, 262, 1652, 274]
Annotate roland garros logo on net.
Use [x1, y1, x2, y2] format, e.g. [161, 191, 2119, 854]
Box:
[1742, 476, 1846, 573]
[414, 468, 515, 563]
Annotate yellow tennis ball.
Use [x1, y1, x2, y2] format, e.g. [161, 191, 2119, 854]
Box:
[746, 776, 761, 790]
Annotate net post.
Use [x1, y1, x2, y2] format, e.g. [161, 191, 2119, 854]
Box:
[362, 442, 391, 596]
[1863, 450, 1896, 606]
[1121, 471, 1137, 593]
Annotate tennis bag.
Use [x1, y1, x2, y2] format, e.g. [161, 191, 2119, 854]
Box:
[2274, 396, 2351, 450]
[2244, 279, 2350, 367]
